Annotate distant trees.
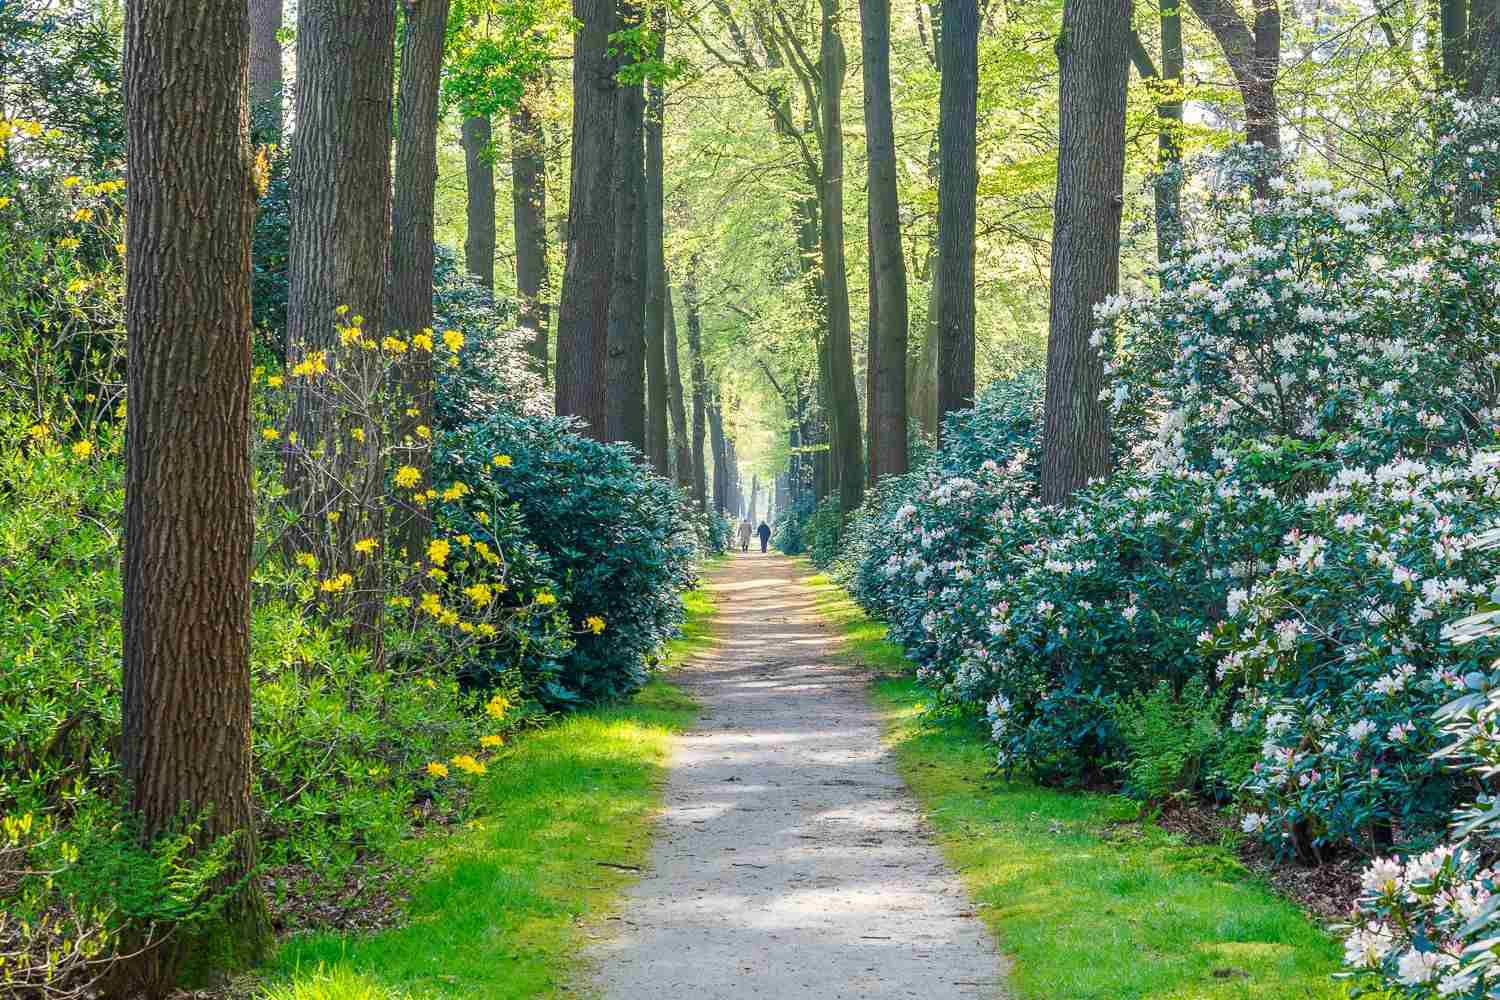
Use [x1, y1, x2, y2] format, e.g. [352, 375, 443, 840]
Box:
[934, 0, 977, 441]
[120, 0, 269, 987]
[1039, 0, 1130, 505]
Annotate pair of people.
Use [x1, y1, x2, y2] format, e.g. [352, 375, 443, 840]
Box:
[737, 519, 772, 553]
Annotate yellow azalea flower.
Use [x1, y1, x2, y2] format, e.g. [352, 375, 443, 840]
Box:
[62, 175, 81, 188]
[267, 375, 284, 388]
[319, 572, 354, 593]
[335, 304, 349, 316]
[261, 427, 279, 441]
[425, 761, 449, 779]
[427, 567, 448, 582]
[71, 440, 93, 459]
[535, 590, 557, 606]
[427, 538, 450, 566]
[491, 454, 512, 468]
[415, 424, 431, 439]
[485, 693, 511, 719]
[456, 534, 472, 547]
[394, 465, 421, 488]
[388, 595, 413, 609]
[584, 615, 606, 635]
[70, 207, 92, 222]
[0, 197, 10, 209]
[405, 407, 420, 418]
[295, 552, 318, 572]
[350, 426, 366, 443]
[412, 331, 434, 352]
[58, 237, 80, 250]
[442, 329, 464, 352]
[476, 511, 490, 525]
[480, 734, 504, 748]
[338, 325, 361, 347]
[459, 621, 476, 634]
[437, 609, 459, 627]
[424, 488, 438, 500]
[290, 351, 328, 378]
[350, 314, 364, 326]
[463, 583, 493, 607]
[64, 279, 87, 294]
[115, 242, 125, 255]
[420, 592, 443, 617]
[354, 537, 377, 555]
[382, 336, 408, 354]
[326, 509, 338, 522]
[478, 623, 497, 637]
[26, 423, 49, 440]
[451, 754, 486, 775]
[441, 483, 468, 501]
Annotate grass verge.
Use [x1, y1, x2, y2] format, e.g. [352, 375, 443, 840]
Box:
[800, 566, 1347, 1000]
[260, 583, 716, 1000]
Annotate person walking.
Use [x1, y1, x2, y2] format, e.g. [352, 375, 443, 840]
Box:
[737, 518, 753, 552]
[756, 521, 771, 553]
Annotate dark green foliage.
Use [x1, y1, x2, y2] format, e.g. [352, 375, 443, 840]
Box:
[1112, 679, 1224, 801]
[437, 413, 698, 706]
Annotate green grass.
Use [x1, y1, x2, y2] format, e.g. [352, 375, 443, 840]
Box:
[799, 566, 1348, 1000]
[260, 584, 716, 1000]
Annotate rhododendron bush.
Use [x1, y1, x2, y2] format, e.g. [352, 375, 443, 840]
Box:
[831, 100, 1500, 996]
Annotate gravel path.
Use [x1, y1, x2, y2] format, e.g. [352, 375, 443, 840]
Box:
[585, 552, 1007, 999]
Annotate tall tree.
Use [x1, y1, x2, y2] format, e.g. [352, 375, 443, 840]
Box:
[935, 0, 977, 438]
[708, 394, 729, 513]
[606, 41, 646, 450]
[120, 0, 270, 986]
[665, 284, 694, 489]
[555, 0, 619, 435]
[644, 14, 671, 475]
[285, 0, 396, 647]
[1128, 2, 1185, 261]
[463, 115, 497, 290]
[1186, 0, 1280, 177]
[1040, 0, 1130, 506]
[685, 270, 709, 509]
[818, 0, 865, 513]
[248, 0, 283, 141]
[860, 0, 909, 482]
[512, 84, 550, 379]
[389, 0, 451, 561]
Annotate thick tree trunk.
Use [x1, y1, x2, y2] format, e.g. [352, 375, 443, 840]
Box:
[935, 0, 978, 438]
[389, 0, 449, 564]
[708, 397, 728, 513]
[120, 0, 270, 987]
[644, 26, 671, 476]
[1443, 0, 1469, 83]
[685, 272, 709, 509]
[861, 0, 909, 483]
[1186, 0, 1280, 182]
[665, 284, 693, 490]
[1157, 0, 1185, 260]
[910, 254, 940, 435]
[512, 89, 550, 381]
[1040, 0, 1129, 506]
[606, 49, 646, 450]
[819, 0, 865, 514]
[463, 115, 496, 291]
[555, 0, 619, 436]
[248, 0, 283, 142]
[286, 0, 396, 651]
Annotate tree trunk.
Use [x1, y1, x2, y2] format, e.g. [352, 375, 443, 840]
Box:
[644, 23, 671, 475]
[935, 0, 978, 438]
[749, 474, 760, 520]
[389, 0, 449, 564]
[708, 397, 728, 513]
[248, 0, 283, 142]
[1040, 0, 1129, 506]
[685, 272, 709, 510]
[512, 88, 550, 381]
[120, 0, 270, 987]
[861, 0, 909, 483]
[555, 0, 619, 437]
[286, 0, 396, 651]
[463, 115, 496, 291]
[665, 284, 693, 490]
[1443, 0, 1469, 83]
[606, 66, 646, 450]
[1186, 0, 1280, 182]
[819, 0, 865, 514]
[910, 253, 941, 435]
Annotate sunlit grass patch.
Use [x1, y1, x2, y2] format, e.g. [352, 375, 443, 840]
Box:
[800, 564, 1348, 1000]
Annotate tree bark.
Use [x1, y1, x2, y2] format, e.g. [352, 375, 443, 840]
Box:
[1158, 1, 1185, 259]
[555, 0, 619, 436]
[819, 0, 865, 513]
[665, 284, 693, 490]
[286, 0, 396, 650]
[935, 0, 978, 438]
[1186, 0, 1280, 177]
[248, 0, 283, 142]
[1443, 0, 1469, 83]
[861, 0, 909, 483]
[645, 21, 671, 475]
[605, 66, 646, 450]
[120, 0, 270, 986]
[389, 0, 449, 563]
[1040, 0, 1129, 506]
[463, 116, 496, 291]
[512, 88, 550, 381]
[685, 271, 709, 510]
[708, 395, 728, 513]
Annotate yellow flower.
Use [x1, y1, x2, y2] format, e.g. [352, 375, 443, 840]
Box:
[415, 424, 431, 440]
[451, 754, 487, 775]
[584, 615, 606, 635]
[478, 623, 497, 637]
[389, 595, 413, 609]
[491, 454, 512, 468]
[350, 426, 366, 443]
[71, 440, 93, 459]
[62, 175, 81, 188]
[261, 427, 279, 441]
[58, 237, 80, 250]
[476, 511, 490, 525]
[455, 534, 472, 547]
[419, 592, 443, 617]
[480, 734, 504, 748]
[335, 304, 349, 316]
[485, 694, 511, 720]
[338, 325, 361, 347]
[319, 572, 354, 593]
[290, 351, 329, 378]
[441, 482, 469, 501]
[64, 278, 87, 294]
[0, 197, 10, 210]
[26, 423, 49, 441]
[425, 761, 449, 779]
[459, 621, 476, 633]
[463, 583, 493, 607]
[70, 207, 92, 222]
[382, 336, 408, 354]
[115, 242, 126, 255]
[437, 609, 459, 627]
[354, 537, 377, 556]
[267, 375, 284, 388]
[394, 465, 422, 488]
[535, 590, 557, 607]
[412, 330, 434, 352]
[295, 552, 318, 573]
[427, 567, 448, 583]
[427, 538, 450, 566]
[442, 329, 464, 352]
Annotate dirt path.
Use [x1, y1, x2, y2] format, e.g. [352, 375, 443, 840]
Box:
[586, 553, 1007, 999]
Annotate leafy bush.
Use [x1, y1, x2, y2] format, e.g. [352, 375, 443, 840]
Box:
[436, 412, 698, 706]
[1113, 680, 1227, 801]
